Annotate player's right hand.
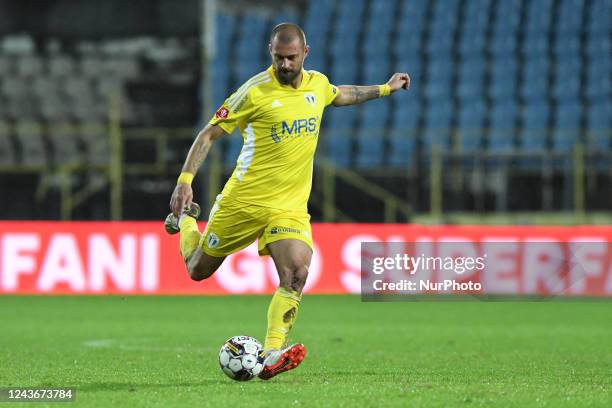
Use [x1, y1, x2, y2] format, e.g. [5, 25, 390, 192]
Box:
[169, 183, 193, 216]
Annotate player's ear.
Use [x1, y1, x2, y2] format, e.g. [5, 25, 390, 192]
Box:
[268, 43, 272, 55]
[303, 44, 309, 59]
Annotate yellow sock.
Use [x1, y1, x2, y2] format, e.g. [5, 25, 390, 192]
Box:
[264, 287, 301, 351]
[179, 216, 201, 261]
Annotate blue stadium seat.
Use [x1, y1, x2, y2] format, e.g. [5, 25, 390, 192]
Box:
[490, 32, 518, 58]
[489, 58, 518, 101]
[586, 100, 612, 149]
[521, 35, 549, 57]
[554, 34, 581, 60]
[459, 33, 486, 58]
[585, 56, 612, 101]
[488, 102, 518, 152]
[337, 0, 366, 20]
[553, 59, 581, 101]
[330, 31, 358, 58]
[426, 31, 453, 57]
[556, 0, 584, 36]
[457, 99, 486, 151]
[364, 59, 390, 84]
[424, 58, 453, 100]
[270, 11, 299, 27]
[224, 135, 243, 166]
[587, 0, 611, 36]
[586, 35, 611, 59]
[519, 102, 550, 151]
[524, 0, 554, 35]
[521, 57, 550, 101]
[216, 13, 235, 62]
[324, 107, 358, 167]
[457, 58, 485, 100]
[423, 100, 453, 151]
[393, 34, 421, 60]
[330, 61, 358, 84]
[492, 0, 521, 35]
[460, 0, 491, 36]
[389, 98, 419, 166]
[552, 102, 582, 151]
[355, 101, 389, 167]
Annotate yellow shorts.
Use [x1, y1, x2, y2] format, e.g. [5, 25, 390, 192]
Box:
[200, 195, 313, 257]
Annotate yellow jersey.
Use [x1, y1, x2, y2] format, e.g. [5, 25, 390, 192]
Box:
[209, 65, 338, 212]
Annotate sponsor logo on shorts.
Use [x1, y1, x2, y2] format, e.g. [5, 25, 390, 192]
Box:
[207, 232, 220, 248]
[270, 226, 302, 235]
[215, 106, 229, 119]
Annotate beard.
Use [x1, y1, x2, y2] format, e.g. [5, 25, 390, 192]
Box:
[276, 68, 300, 84]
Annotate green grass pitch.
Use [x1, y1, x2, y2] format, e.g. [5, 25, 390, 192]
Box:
[1, 295, 611, 407]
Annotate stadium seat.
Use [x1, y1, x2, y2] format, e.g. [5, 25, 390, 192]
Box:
[15, 55, 44, 77]
[554, 35, 581, 60]
[15, 118, 47, 166]
[330, 61, 358, 84]
[0, 55, 14, 77]
[460, 0, 491, 36]
[364, 59, 390, 84]
[80, 120, 110, 166]
[337, 0, 366, 20]
[524, 0, 554, 35]
[586, 100, 612, 149]
[48, 54, 76, 78]
[423, 100, 453, 151]
[556, 0, 584, 36]
[223, 135, 243, 167]
[355, 101, 389, 168]
[585, 56, 612, 101]
[457, 58, 485, 101]
[488, 102, 518, 152]
[521, 57, 550, 101]
[459, 33, 486, 58]
[519, 102, 550, 152]
[492, 0, 521, 35]
[457, 99, 486, 152]
[49, 121, 82, 165]
[489, 31, 518, 58]
[388, 96, 419, 166]
[424, 58, 453, 101]
[553, 59, 581, 101]
[587, 0, 611, 36]
[0, 120, 15, 165]
[324, 107, 358, 167]
[586, 34, 611, 59]
[489, 58, 518, 101]
[552, 102, 582, 152]
[521, 35, 549, 58]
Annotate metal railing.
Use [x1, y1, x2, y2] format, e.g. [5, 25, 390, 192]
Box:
[0, 121, 610, 222]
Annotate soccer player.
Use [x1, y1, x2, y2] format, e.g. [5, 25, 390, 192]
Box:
[165, 23, 410, 379]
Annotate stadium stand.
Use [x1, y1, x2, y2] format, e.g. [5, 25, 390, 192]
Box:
[0, 0, 610, 216]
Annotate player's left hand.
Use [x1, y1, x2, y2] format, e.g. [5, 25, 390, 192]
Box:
[387, 73, 410, 92]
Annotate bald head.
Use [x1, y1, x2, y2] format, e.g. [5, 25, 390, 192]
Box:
[270, 23, 306, 48]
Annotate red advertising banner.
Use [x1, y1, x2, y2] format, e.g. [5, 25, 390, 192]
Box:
[0, 222, 611, 296]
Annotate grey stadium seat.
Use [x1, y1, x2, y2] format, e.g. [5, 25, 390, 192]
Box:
[0, 121, 16, 165]
[14, 118, 47, 166]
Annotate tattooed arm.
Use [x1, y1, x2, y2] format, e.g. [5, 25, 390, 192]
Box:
[332, 73, 410, 107]
[169, 124, 225, 215]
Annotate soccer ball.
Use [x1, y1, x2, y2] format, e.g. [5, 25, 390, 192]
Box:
[218, 335, 265, 381]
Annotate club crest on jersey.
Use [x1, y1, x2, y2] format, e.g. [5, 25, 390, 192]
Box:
[304, 93, 316, 107]
[207, 232, 220, 248]
[215, 106, 229, 119]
